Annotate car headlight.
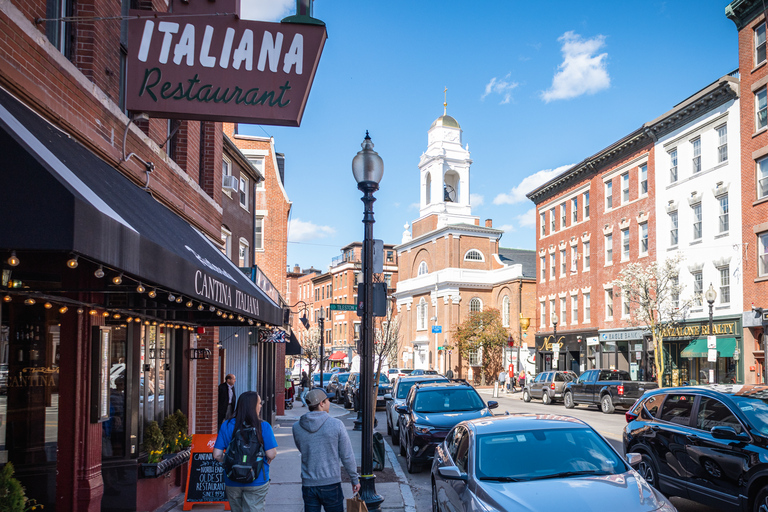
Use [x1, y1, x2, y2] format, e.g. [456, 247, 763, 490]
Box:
[654, 498, 676, 512]
[414, 424, 434, 434]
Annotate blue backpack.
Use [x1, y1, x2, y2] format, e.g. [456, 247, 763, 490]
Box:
[223, 425, 266, 484]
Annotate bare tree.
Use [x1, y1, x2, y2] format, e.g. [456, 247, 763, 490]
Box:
[366, 301, 401, 419]
[298, 326, 322, 379]
[451, 309, 507, 386]
[612, 254, 693, 388]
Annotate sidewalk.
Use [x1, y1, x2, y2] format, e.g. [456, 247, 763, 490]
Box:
[158, 399, 414, 512]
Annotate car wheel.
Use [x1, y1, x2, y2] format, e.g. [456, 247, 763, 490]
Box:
[564, 392, 575, 409]
[336, 391, 343, 405]
[392, 425, 400, 445]
[600, 394, 615, 414]
[406, 441, 420, 474]
[432, 480, 439, 512]
[637, 453, 660, 491]
[755, 485, 768, 512]
[523, 389, 531, 402]
[542, 391, 552, 405]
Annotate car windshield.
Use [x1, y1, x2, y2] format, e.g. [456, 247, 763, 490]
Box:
[378, 374, 390, 385]
[413, 388, 484, 412]
[337, 374, 350, 384]
[475, 428, 626, 481]
[312, 374, 332, 384]
[397, 379, 445, 399]
[731, 394, 768, 435]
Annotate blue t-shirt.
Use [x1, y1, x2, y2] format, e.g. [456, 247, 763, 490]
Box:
[215, 418, 277, 487]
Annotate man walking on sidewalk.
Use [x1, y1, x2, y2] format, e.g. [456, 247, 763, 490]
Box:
[292, 389, 360, 512]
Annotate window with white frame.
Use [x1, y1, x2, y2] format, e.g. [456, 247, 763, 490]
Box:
[639, 223, 648, 255]
[571, 295, 578, 324]
[239, 175, 249, 208]
[502, 296, 510, 327]
[621, 173, 629, 204]
[718, 195, 729, 233]
[621, 228, 629, 261]
[572, 197, 578, 223]
[669, 149, 678, 183]
[671, 276, 679, 310]
[560, 249, 566, 275]
[571, 247, 578, 272]
[250, 158, 265, 190]
[540, 301, 546, 327]
[238, 238, 249, 267]
[467, 348, 480, 366]
[622, 294, 631, 318]
[47, 0, 73, 57]
[757, 21, 767, 65]
[223, 157, 232, 177]
[605, 181, 613, 209]
[550, 208, 556, 232]
[693, 271, 703, 306]
[719, 266, 730, 304]
[605, 233, 613, 265]
[254, 216, 264, 250]
[584, 191, 590, 218]
[464, 249, 484, 261]
[540, 212, 546, 236]
[221, 226, 232, 258]
[584, 241, 590, 270]
[639, 164, 648, 195]
[560, 297, 567, 325]
[418, 261, 428, 276]
[717, 125, 728, 163]
[584, 293, 591, 322]
[469, 298, 482, 313]
[759, 157, 768, 200]
[561, 203, 567, 229]
[759, 232, 768, 277]
[417, 298, 427, 330]
[549, 299, 556, 324]
[550, 253, 556, 279]
[670, 211, 679, 246]
[757, 87, 768, 131]
[540, 256, 546, 281]
[692, 203, 702, 241]
[605, 289, 613, 319]
[692, 138, 701, 173]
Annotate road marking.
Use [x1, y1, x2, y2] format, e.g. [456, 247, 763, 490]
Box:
[383, 434, 417, 512]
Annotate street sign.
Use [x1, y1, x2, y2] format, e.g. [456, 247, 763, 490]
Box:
[708, 348, 718, 362]
[437, 346, 444, 350]
[330, 303, 356, 311]
[707, 335, 717, 349]
[432, 326, 442, 333]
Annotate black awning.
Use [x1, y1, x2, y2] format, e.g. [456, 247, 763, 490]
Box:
[286, 331, 302, 356]
[0, 87, 282, 326]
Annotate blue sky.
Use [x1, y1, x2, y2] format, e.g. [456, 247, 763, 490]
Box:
[240, 1, 738, 271]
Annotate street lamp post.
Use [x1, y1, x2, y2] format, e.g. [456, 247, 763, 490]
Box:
[705, 283, 718, 384]
[519, 313, 530, 376]
[318, 307, 325, 390]
[551, 312, 559, 371]
[352, 132, 384, 512]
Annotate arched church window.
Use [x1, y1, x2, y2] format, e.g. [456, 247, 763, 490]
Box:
[425, 172, 431, 205]
[469, 298, 482, 313]
[502, 296, 510, 327]
[418, 261, 428, 276]
[417, 298, 428, 330]
[464, 249, 484, 262]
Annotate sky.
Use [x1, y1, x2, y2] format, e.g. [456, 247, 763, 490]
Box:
[239, 0, 738, 272]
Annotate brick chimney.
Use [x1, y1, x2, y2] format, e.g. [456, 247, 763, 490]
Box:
[293, 264, 301, 273]
[485, 219, 493, 228]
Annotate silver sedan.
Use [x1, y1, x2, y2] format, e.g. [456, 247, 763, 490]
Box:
[431, 414, 675, 512]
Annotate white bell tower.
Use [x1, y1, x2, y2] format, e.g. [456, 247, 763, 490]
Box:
[418, 94, 474, 226]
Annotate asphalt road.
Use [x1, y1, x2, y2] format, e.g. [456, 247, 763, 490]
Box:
[369, 389, 722, 512]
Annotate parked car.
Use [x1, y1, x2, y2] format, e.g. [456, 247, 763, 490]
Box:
[385, 374, 448, 445]
[325, 372, 350, 404]
[522, 370, 577, 405]
[623, 385, 768, 511]
[396, 381, 497, 473]
[388, 367, 413, 383]
[432, 414, 674, 512]
[563, 369, 658, 413]
[410, 369, 439, 376]
[311, 373, 333, 390]
[347, 372, 392, 410]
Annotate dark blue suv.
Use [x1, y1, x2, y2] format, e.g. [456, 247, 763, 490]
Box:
[396, 381, 497, 474]
[623, 385, 768, 512]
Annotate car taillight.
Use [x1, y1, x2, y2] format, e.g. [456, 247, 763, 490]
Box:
[625, 410, 638, 423]
[550, 382, 556, 390]
[617, 385, 624, 396]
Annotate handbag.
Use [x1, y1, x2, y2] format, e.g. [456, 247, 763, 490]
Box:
[346, 494, 368, 512]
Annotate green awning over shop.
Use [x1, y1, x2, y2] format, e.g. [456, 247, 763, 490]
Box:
[681, 338, 737, 358]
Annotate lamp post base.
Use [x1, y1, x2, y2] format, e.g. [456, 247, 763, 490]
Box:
[359, 475, 384, 512]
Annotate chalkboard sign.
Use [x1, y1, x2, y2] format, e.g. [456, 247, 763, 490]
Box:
[183, 434, 230, 511]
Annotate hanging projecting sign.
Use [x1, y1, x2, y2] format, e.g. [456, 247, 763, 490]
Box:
[126, 1, 326, 127]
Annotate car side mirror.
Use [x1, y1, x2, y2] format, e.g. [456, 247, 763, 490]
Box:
[711, 426, 749, 441]
[384, 393, 392, 400]
[438, 466, 468, 481]
[487, 401, 499, 410]
[395, 405, 409, 415]
[625, 452, 642, 467]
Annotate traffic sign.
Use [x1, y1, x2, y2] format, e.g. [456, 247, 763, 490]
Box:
[432, 325, 442, 333]
[329, 303, 356, 311]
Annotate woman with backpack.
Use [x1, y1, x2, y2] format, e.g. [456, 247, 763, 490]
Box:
[213, 391, 277, 512]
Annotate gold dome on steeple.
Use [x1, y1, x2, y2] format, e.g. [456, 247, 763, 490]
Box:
[430, 87, 460, 129]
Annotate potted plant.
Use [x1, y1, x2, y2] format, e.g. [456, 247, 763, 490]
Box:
[0, 461, 44, 510]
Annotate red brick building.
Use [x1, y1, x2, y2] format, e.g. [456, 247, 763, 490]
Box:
[727, 0, 768, 382]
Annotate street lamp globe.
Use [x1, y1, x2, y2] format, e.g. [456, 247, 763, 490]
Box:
[705, 283, 717, 305]
[351, 131, 384, 189]
[551, 312, 559, 327]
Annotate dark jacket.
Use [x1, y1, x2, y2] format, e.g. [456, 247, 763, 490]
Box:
[217, 382, 236, 426]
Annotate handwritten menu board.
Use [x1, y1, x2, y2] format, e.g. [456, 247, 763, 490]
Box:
[183, 434, 230, 510]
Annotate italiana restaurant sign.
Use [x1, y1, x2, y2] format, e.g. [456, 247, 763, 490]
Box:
[126, 1, 326, 126]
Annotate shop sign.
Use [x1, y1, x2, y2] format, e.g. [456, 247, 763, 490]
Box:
[660, 321, 737, 340]
[600, 329, 645, 341]
[126, 3, 327, 126]
[586, 337, 599, 346]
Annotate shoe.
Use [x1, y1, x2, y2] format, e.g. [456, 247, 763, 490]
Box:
[301, 404, 306, 407]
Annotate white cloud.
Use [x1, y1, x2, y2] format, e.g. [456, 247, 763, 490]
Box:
[409, 203, 420, 210]
[288, 218, 335, 242]
[481, 73, 519, 104]
[470, 193, 485, 207]
[516, 208, 537, 228]
[496, 224, 516, 233]
[493, 164, 574, 205]
[240, 0, 295, 21]
[541, 31, 610, 103]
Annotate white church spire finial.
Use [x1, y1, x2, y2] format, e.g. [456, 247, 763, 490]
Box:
[443, 87, 447, 116]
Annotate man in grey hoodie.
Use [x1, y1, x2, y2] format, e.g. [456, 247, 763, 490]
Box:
[292, 389, 360, 512]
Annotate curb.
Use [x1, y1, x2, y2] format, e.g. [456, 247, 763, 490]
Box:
[383, 435, 417, 512]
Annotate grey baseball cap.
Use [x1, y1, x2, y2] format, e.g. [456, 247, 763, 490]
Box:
[305, 388, 328, 407]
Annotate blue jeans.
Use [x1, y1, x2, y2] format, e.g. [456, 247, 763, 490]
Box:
[300, 388, 309, 407]
[302, 483, 344, 512]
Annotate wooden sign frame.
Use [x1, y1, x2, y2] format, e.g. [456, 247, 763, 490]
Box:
[183, 433, 231, 510]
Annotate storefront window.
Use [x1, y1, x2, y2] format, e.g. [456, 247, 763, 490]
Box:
[140, 325, 174, 447]
[103, 325, 126, 458]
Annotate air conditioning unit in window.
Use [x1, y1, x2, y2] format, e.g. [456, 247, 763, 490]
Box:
[222, 175, 239, 193]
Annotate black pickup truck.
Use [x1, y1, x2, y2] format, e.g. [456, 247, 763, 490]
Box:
[562, 369, 657, 414]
